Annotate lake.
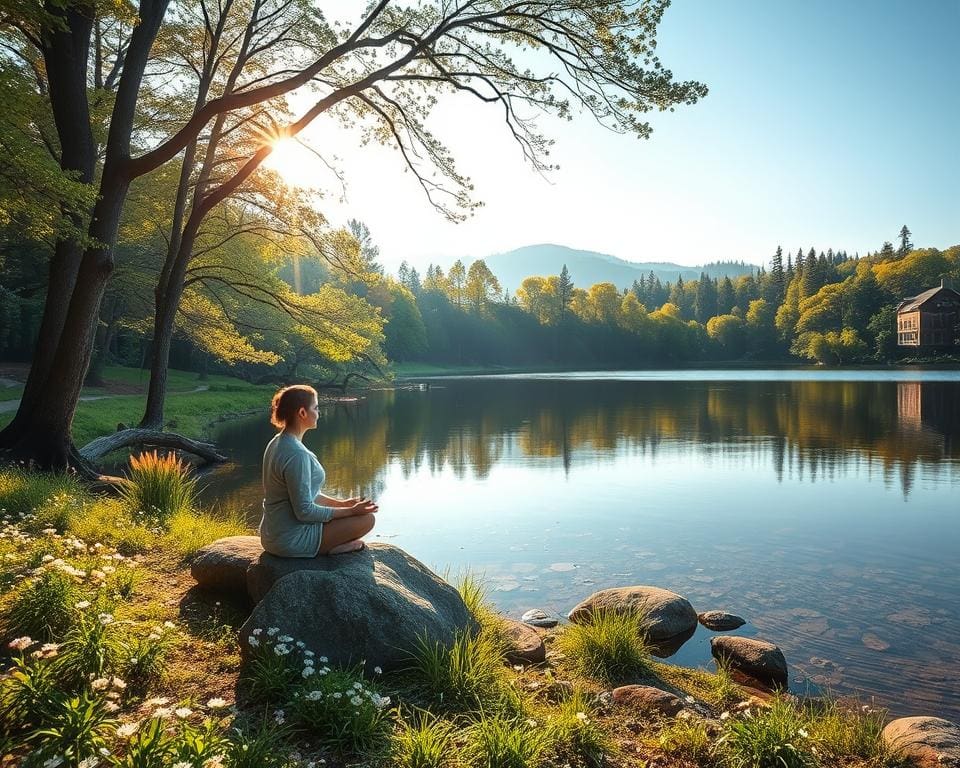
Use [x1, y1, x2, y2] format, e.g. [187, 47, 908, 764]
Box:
[203, 370, 960, 719]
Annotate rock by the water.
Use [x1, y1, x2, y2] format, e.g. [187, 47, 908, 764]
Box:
[612, 685, 684, 716]
[883, 717, 960, 768]
[503, 619, 545, 665]
[521, 608, 558, 628]
[568, 586, 697, 641]
[239, 543, 475, 674]
[191, 536, 263, 595]
[247, 549, 339, 604]
[710, 636, 788, 689]
[698, 611, 746, 631]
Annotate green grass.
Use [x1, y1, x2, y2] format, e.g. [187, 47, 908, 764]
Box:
[557, 610, 653, 683]
[804, 697, 892, 763]
[717, 697, 817, 768]
[0, 365, 272, 444]
[391, 711, 457, 768]
[466, 713, 550, 768]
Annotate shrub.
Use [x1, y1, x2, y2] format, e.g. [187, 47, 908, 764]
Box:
[289, 665, 393, 755]
[112, 716, 175, 768]
[548, 688, 610, 768]
[466, 713, 550, 768]
[53, 611, 124, 689]
[170, 716, 230, 766]
[122, 626, 175, 691]
[239, 628, 304, 703]
[0, 653, 59, 733]
[25, 689, 115, 766]
[406, 630, 509, 713]
[4, 569, 77, 641]
[718, 698, 817, 768]
[121, 451, 198, 525]
[391, 711, 456, 768]
[557, 610, 652, 683]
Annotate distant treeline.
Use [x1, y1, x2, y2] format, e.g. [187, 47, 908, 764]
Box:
[385, 228, 960, 366]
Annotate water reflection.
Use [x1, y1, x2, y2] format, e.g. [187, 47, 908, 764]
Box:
[205, 375, 960, 719]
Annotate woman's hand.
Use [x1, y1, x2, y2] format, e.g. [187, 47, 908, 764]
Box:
[348, 497, 378, 516]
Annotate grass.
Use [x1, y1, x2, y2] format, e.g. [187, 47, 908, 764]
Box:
[557, 609, 653, 683]
[121, 451, 199, 524]
[0, 467, 921, 768]
[0, 364, 273, 445]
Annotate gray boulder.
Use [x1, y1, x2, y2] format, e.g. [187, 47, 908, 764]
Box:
[698, 611, 746, 631]
[521, 608, 558, 628]
[568, 586, 697, 641]
[710, 636, 788, 689]
[883, 717, 960, 768]
[191, 536, 262, 595]
[239, 543, 475, 673]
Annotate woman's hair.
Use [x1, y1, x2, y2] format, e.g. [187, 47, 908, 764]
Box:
[270, 385, 318, 429]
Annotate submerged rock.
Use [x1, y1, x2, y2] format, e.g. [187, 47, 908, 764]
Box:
[503, 619, 545, 665]
[698, 610, 746, 631]
[191, 535, 262, 595]
[521, 608, 559, 628]
[882, 717, 960, 767]
[710, 636, 788, 689]
[567, 585, 697, 641]
[239, 543, 475, 674]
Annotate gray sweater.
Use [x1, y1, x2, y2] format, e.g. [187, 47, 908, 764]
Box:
[259, 432, 338, 557]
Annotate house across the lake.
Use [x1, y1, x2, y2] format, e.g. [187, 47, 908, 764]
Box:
[896, 280, 960, 348]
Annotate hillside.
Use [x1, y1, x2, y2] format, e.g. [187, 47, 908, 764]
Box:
[449, 243, 758, 292]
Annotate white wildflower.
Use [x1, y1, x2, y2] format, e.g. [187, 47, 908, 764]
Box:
[91, 677, 110, 691]
[116, 722, 139, 738]
[252, 628, 263, 636]
[175, 707, 193, 719]
[798, 728, 809, 738]
[273, 643, 290, 656]
[332, 692, 342, 699]
[350, 695, 363, 706]
[163, 620, 175, 630]
[373, 666, 382, 675]
[319, 655, 328, 663]
[278, 635, 293, 643]
[8, 636, 34, 651]
[42, 757, 64, 768]
[302, 667, 315, 678]
[273, 708, 285, 724]
[153, 707, 174, 719]
[77, 756, 98, 768]
[144, 697, 169, 706]
[41, 554, 55, 562]
[576, 712, 589, 723]
[205, 697, 229, 709]
[75, 600, 91, 609]
[267, 627, 279, 636]
[98, 612, 114, 625]
[247, 635, 260, 648]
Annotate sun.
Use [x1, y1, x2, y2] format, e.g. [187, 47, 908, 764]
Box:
[263, 137, 313, 187]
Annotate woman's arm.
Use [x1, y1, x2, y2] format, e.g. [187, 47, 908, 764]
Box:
[316, 493, 351, 508]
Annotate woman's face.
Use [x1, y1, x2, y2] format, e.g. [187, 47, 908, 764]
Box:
[302, 396, 320, 430]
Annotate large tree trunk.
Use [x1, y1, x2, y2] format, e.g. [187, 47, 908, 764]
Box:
[80, 428, 227, 463]
[0, 0, 170, 471]
[140, 276, 187, 429]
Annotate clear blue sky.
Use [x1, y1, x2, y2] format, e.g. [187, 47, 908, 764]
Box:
[278, 1, 960, 272]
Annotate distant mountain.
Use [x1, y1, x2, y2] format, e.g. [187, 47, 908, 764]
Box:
[444, 244, 758, 293]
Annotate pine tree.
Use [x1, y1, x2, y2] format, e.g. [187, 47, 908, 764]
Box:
[398, 261, 410, 286]
[801, 248, 819, 298]
[557, 264, 574, 320]
[898, 225, 913, 257]
[771, 245, 785, 296]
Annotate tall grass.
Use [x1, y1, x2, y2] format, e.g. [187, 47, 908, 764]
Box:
[391, 711, 457, 768]
[557, 609, 652, 683]
[406, 630, 511, 713]
[121, 451, 198, 525]
[4, 569, 77, 641]
[0, 468, 82, 520]
[163, 506, 250, 558]
[548, 688, 610, 768]
[804, 697, 890, 762]
[466, 713, 550, 768]
[718, 698, 817, 768]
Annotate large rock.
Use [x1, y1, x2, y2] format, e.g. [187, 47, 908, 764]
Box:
[239, 543, 475, 673]
[502, 619, 545, 665]
[191, 536, 262, 594]
[568, 586, 697, 641]
[883, 717, 960, 768]
[247, 548, 340, 604]
[698, 611, 746, 631]
[612, 685, 684, 716]
[710, 636, 788, 689]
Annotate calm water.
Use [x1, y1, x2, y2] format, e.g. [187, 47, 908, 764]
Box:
[203, 371, 960, 719]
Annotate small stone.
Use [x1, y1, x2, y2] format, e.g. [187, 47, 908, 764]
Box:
[698, 610, 746, 631]
[710, 636, 788, 689]
[521, 609, 558, 628]
[612, 685, 684, 717]
[502, 619, 546, 665]
[882, 717, 960, 767]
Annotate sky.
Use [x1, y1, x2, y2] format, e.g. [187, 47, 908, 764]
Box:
[266, 0, 960, 274]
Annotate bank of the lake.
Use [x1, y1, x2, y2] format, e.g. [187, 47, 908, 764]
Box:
[2, 463, 953, 768]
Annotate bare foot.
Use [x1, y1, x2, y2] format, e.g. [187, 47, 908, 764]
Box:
[328, 539, 365, 555]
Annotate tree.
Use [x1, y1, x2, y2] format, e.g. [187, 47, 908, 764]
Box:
[706, 314, 746, 358]
[771, 245, 785, 298]
[694, 273, 717, 323]
[557, 264, 574, 321]
[465, 260, 501, 313]
[447, 260, 467, 308]
[2, 0, 707, 468]
[898, 225, 913, 258]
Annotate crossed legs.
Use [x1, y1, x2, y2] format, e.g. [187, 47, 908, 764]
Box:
[318, 513, 376, 555]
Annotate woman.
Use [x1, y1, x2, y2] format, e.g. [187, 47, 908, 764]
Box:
[260, 385, 377, 557]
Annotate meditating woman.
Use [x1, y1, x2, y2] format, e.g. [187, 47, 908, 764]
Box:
[260, 385, 377, 557]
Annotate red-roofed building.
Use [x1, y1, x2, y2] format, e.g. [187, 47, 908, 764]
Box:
[896, 281, 960, 348]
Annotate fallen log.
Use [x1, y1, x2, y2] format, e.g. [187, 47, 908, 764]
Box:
[79, 429, 228, 464]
